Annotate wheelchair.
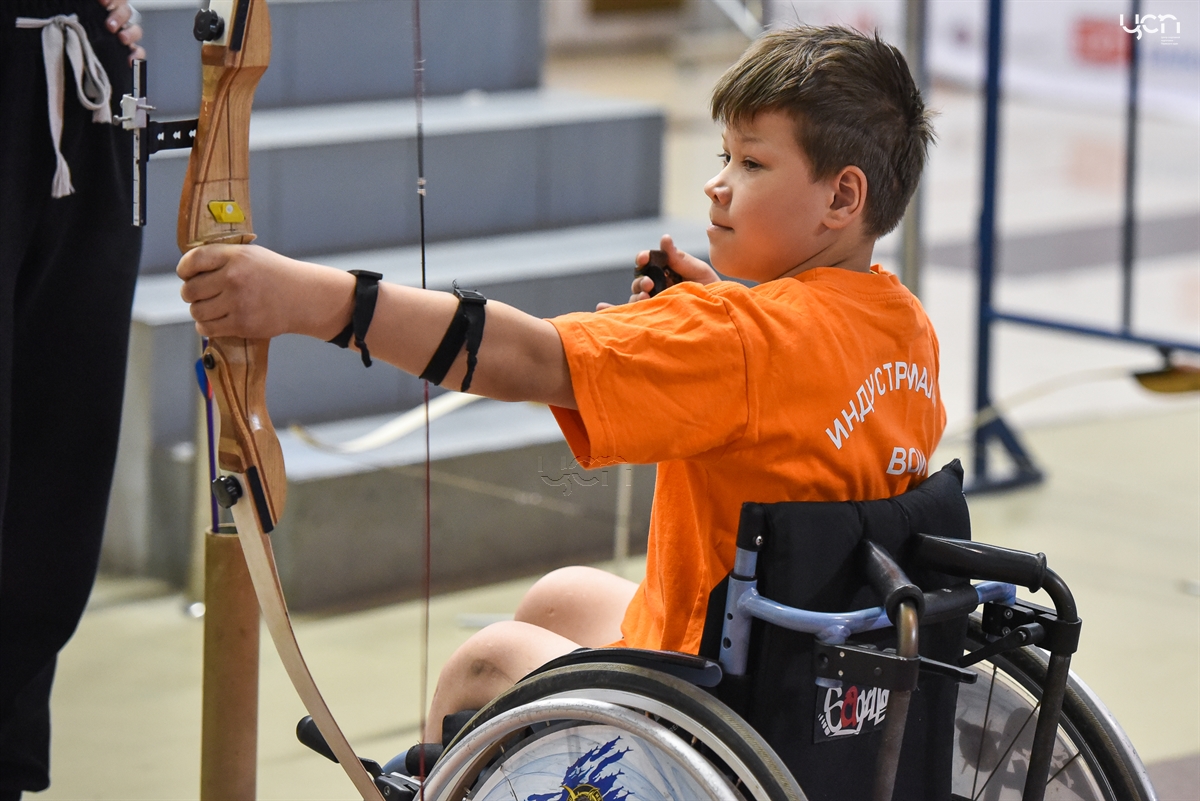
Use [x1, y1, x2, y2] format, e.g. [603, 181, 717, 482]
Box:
[300, 460, 1155, 801]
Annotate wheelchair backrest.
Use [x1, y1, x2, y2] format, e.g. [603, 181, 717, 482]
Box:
[700, 460, 972, 801]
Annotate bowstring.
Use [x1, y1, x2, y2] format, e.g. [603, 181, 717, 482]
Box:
[411, 0, 432, 789]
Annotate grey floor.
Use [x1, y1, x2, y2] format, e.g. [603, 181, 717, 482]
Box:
[33, 38, 1200, 801]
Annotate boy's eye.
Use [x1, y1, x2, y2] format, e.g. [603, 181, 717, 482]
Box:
[718, 152, 731, 166]
[742, 158, 762, 170]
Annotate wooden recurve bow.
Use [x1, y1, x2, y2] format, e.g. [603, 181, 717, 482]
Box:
[179, 1, 385, 798]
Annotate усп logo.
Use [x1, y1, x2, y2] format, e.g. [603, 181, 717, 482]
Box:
[1120, 13, 1181, 45]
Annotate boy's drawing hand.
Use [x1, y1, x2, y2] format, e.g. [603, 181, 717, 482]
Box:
[178, 244, 353, 341]
[596, 234, 719, 310]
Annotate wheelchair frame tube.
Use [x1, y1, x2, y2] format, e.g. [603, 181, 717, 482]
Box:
[873, 601, 919, 801]
[719, 546, 761, 676]
[1022, 568, 1079, 801]
[719, 575, 758, 676]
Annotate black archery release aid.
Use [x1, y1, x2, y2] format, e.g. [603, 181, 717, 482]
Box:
[420, 282, 487, 393]
[635, 249, 683, 297]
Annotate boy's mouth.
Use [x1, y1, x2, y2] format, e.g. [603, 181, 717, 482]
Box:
[708, 220, 733, 233]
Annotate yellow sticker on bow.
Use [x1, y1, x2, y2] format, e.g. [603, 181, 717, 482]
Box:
[208, 200, 246, 224]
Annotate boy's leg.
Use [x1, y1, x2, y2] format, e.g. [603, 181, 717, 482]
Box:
[425, 568, 639, 743]
[514, 566, 639, 647]
[425, 621, 578, 743]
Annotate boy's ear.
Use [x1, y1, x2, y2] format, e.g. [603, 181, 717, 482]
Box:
[824, 166, 868, 230]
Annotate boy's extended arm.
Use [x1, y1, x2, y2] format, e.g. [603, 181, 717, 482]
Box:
[177, 244, 577, 409]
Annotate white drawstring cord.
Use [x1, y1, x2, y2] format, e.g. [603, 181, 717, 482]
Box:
[15, 14, 113, 198]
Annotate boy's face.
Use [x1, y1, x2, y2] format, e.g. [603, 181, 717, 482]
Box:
[705, 110, 845, 282]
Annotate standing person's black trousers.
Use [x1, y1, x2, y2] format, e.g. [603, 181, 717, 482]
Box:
[0, 1, 142, 795]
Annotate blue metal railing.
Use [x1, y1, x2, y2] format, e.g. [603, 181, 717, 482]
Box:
[969, 0, 1198, 493]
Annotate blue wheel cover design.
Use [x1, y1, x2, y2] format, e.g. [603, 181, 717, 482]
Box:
[472, 724, 715, 800]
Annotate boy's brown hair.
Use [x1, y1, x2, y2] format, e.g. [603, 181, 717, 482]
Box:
[711, 26, 934, 237]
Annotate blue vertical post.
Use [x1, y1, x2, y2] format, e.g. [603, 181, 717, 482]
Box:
[969, 0, 1043, 493]
[972, 0, 1003, 484]
[1120, 0, 1141, 332]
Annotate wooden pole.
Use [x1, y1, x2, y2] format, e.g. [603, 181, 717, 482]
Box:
[186, 356, 212, 606]
[200, 525, 259, 800]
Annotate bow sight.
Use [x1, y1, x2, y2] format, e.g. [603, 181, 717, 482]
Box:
[114, 59, 198, 227]
[115, 1, 253, 227]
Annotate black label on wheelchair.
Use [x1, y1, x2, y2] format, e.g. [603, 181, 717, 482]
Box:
[814, 683, 889, 742]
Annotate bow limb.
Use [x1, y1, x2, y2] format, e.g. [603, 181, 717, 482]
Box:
[180, 2, 383, 798]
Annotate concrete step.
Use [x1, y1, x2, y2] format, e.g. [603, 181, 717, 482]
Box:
[138, 0, 541, 118]
[272, 400, 656, 611]
[104, 218, 708, 585]
[140, 90, 664, 271]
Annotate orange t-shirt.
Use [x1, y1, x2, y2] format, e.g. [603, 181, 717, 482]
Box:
[548, 266, 946, 654]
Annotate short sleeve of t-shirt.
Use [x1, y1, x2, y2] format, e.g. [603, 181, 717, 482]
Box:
[548, 283, 750, 467]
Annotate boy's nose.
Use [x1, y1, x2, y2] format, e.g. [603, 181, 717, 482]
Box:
[704, 177, 729, 206]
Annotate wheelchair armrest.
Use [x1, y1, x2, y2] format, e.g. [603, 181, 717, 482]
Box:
[528, 647, 724, 688]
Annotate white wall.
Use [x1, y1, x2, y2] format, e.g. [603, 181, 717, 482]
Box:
[765, 0, 1200, 122]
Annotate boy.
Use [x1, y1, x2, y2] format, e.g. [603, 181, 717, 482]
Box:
[177, 26, 940, 744]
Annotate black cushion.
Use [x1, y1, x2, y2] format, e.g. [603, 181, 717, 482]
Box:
[701, 460, 972, 801]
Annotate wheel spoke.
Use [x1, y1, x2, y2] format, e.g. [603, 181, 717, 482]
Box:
[1045, 750, 1082, 788]
[973, 697, 1040, 801]
[970, 663, 999, 800]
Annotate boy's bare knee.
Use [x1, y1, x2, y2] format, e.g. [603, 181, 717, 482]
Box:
[427, 620, 579, 740]
[515, 566, 596, 626]
[442, 620, 575, 687]
[453, 621, 529, 682]
[514, 566, 638, 646]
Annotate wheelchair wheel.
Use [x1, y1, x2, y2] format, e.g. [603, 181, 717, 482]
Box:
[953, 617, 1155, 801]
[424, 663, 805, 801]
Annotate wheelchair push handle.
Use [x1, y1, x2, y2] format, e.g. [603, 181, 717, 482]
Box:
[915, 533, 1047, 592]
[860, 540, 924, 621]
[856, 542, 922, 801]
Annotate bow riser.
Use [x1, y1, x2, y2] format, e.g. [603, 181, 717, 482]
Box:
[205, 337, 287, 529]
[181, 0, 282, 526]
[178, 0, 270, 251]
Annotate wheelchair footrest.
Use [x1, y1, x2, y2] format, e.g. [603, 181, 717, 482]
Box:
[375, 773, 420, 800]
[404, 742, 445, 776]
[296, 715, 385, 777]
